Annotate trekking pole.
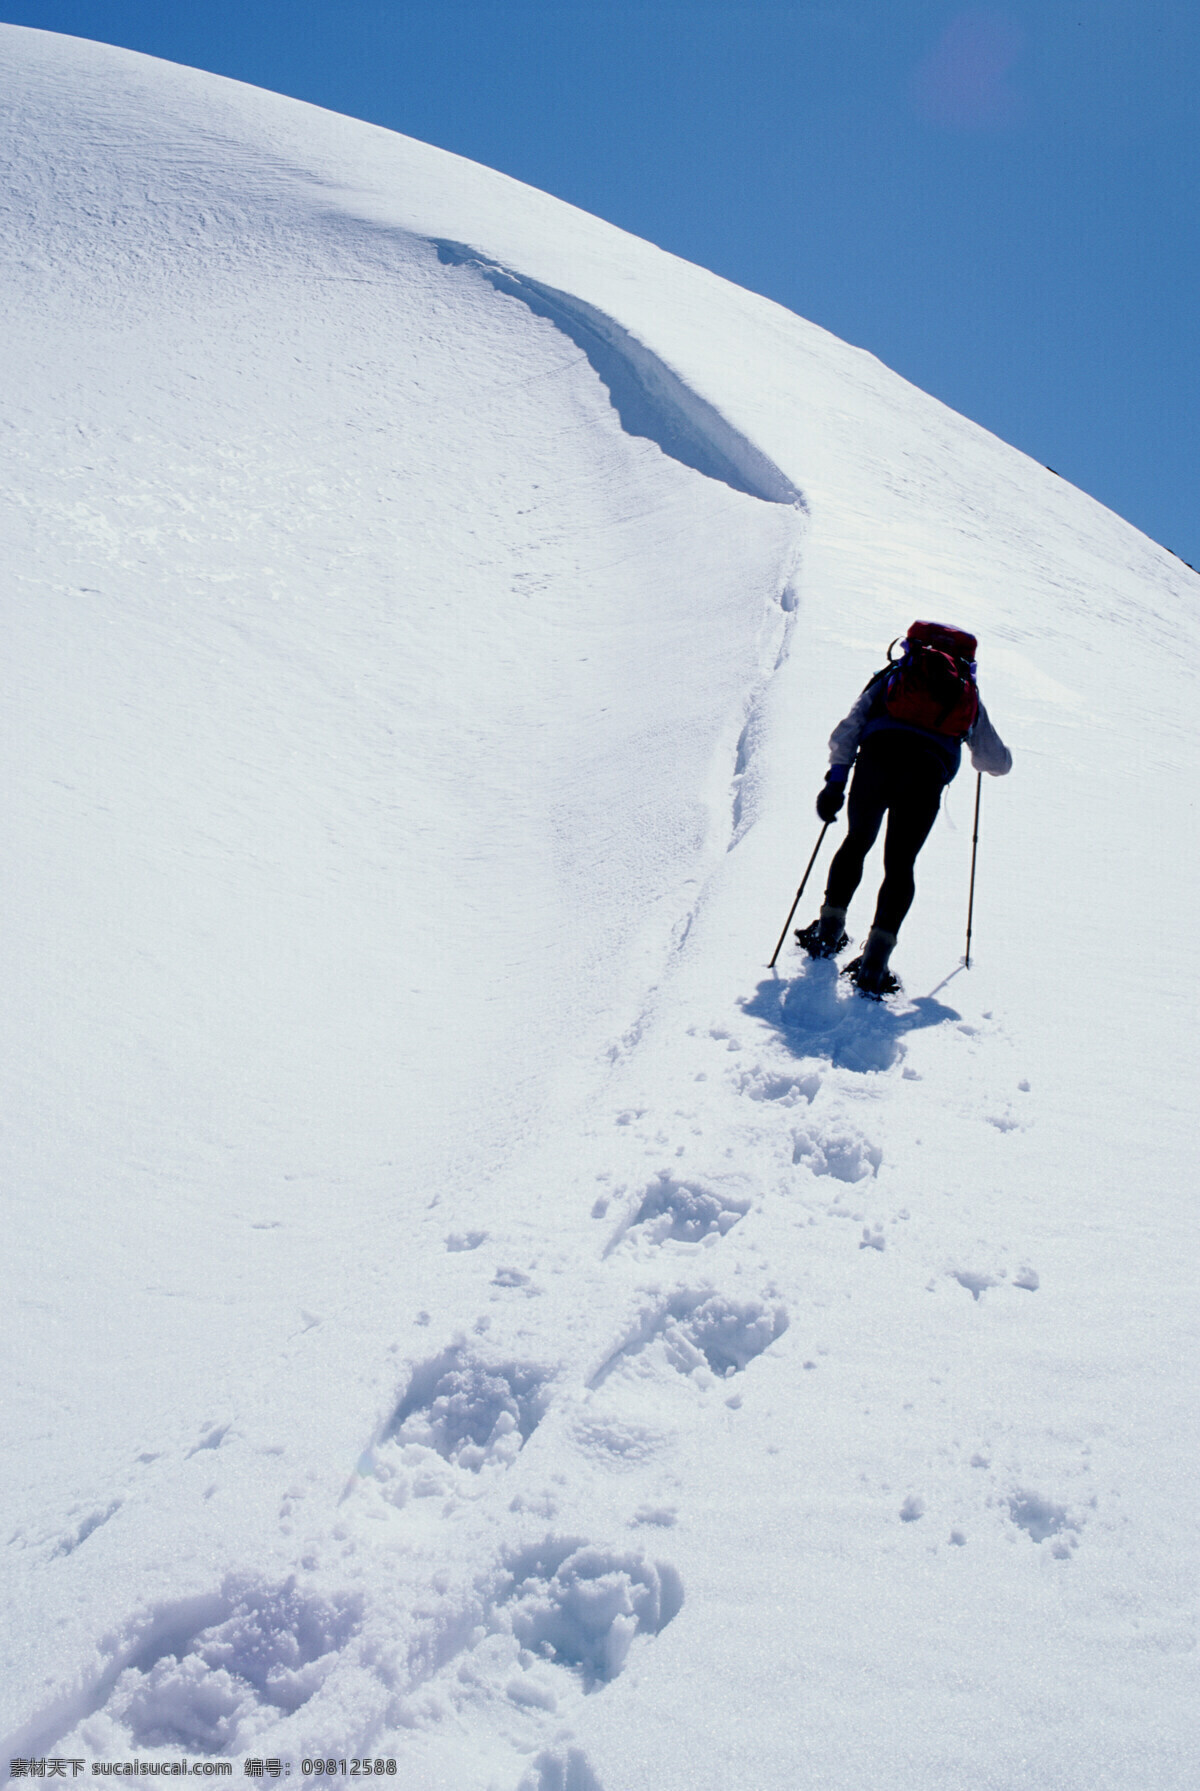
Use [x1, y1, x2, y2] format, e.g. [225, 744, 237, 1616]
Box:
[768, 822, 830, 970]
[964, 772, 982, 968]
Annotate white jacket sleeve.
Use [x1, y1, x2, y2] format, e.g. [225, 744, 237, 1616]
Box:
[966, 701, 1012, 775]
[827, 687, 875, 769]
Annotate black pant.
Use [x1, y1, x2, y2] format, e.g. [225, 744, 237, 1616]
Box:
[824, 732, 946, 936]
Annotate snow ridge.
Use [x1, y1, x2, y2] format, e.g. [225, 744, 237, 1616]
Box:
[433, 240, 805, 509]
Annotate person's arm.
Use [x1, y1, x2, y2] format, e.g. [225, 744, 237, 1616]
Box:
[816, 683, 877, 820]
[966, 701, 1012, 775]
[827, 685, 875, 772]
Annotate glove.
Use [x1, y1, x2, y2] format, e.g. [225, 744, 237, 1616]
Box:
[816, 766, 848, 823]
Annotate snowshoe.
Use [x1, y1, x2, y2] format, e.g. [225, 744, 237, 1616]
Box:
[843, 925, 900, 998]
[794, 915, 849, 959]
[843, 954, 902, 1000]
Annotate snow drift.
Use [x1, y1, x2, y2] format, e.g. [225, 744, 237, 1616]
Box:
[1, 25, 1197, 1791]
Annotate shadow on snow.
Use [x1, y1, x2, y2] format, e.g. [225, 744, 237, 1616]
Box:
[743, 961, 960, 1073]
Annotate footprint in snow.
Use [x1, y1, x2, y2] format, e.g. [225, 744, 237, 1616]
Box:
[516, 1746, 605, 1791]
[735, 1062, 822, 1105]
[24, 1576, 361, 1757]
[792, 1124, 881, 1182]
[353, 1346, 554, 1506]
[494, 1536, 683, 1688]
[602, 1170, 752, 1257]
[571, 1412, 673, 1466]
[185, 1422, 231, 1458]
[590, 1288, 788, 1389]
[383, 1537, 682, 1738]
[51, 1499, 122, 1558]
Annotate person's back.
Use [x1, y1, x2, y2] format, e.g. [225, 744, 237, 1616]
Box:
[796, 621, 1011, 996]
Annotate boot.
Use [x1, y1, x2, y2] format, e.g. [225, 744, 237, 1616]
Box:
[845, 926, 900, 998]
[795, 904, 849, 959]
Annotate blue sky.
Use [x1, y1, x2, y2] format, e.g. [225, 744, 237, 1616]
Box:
[6, 1, 1197, 569]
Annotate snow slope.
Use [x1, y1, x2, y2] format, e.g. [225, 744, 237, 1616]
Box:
[2, 25, 1197, 1791]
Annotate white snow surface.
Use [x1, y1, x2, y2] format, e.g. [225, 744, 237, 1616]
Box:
[2, 26, 1198, 1791]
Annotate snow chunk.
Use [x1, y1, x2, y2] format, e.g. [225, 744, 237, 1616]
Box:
[1006, 1491, 1080, 1548]
[951, 1269, 999, 1301]
[445, 1230, 488, 1252]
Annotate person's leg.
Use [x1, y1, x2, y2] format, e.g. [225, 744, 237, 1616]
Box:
[823, 747, 888, 914]
[872, 761, 944, 935]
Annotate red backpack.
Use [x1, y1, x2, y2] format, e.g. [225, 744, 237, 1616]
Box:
[880, 621, 979, 738]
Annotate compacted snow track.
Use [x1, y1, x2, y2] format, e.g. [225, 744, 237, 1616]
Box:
[2, 25, 1198, 1791]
